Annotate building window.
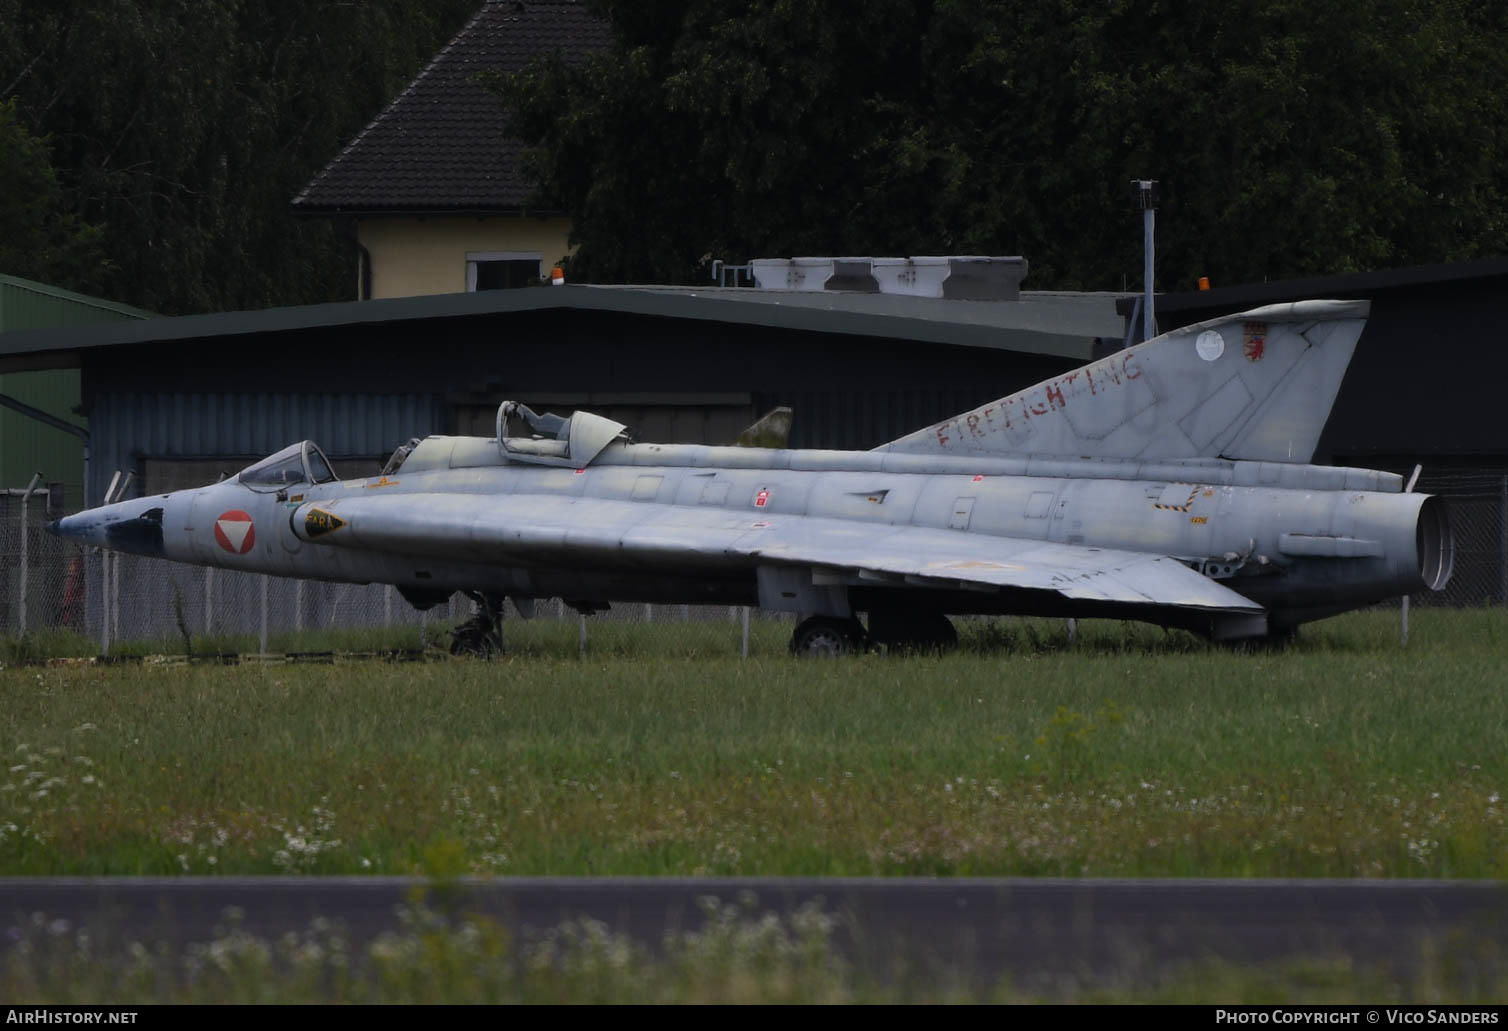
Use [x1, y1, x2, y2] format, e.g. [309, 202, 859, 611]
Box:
[466, 251, 543, 291]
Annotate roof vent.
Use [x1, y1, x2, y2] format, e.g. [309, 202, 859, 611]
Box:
[748, 255, 1028, 301]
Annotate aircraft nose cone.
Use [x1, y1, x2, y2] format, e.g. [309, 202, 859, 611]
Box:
[50, 512, 99, 546]
[50, 514, 83, 542]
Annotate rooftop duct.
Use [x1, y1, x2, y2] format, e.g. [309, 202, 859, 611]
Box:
[749, 255, 1028, 301]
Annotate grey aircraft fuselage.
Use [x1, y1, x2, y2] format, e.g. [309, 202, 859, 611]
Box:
[54, 427, 1449, 641]
[52, 299, 1454, 647]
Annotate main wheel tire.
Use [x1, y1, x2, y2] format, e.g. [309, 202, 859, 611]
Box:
[1222, 625, 1299, 652]
[790, 615, 866, 657]
[868, 610, 958, 654]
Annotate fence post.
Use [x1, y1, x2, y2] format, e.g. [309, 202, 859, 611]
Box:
[99, 470, 128, 654]
[578, 614, 587, 658]
[204, 567, 214, 636]
[18, 473, 40, 636]
[259, 575, 269, 655]
[112, 554, 121, 646]
[103, 552, 116, 654]
[100, 553, 109, 654]
[741, 606, 750, 659]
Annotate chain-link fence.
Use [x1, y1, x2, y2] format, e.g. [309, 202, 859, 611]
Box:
[0, 488, 776, 657]
[4, 469, 1505, 655]
[0, 481, 63, 640]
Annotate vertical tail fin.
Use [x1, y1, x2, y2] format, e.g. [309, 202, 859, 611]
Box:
[877, 299, 1369, 464]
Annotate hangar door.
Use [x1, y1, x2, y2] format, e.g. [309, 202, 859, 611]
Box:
[450, 394, 756, 447]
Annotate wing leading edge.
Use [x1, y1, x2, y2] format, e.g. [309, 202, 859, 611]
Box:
[296, 492, 1262, 615]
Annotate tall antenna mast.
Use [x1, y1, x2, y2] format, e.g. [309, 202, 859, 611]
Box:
[1131, 179, 1160, 342]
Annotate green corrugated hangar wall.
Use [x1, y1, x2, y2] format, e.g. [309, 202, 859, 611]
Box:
[0, 274, 149, 502]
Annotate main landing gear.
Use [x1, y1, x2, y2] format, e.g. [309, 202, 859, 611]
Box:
[1221, 625, 1300, 652]
[866, 609, 957, 654]
[788, 611, 959, 657]
[790, 615, 869, 657]
[450, 592, 506, 658]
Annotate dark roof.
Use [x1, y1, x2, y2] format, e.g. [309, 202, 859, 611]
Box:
[0, 287, 1128, 373]
[291, 0, 608, 216]
[1115, 258, 1508, 320]
[0, 273, 154, 327]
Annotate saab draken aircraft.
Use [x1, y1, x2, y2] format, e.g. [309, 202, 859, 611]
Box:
[53, 300, 1452, 655]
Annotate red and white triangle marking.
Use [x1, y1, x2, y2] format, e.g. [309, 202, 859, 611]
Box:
[213, 510, 256, 554]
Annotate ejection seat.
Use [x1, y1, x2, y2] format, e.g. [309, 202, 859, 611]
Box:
[495, 401, 629, 468]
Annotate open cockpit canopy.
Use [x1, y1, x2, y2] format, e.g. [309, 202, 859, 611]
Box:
[238, 441, 338, 491]
[495, 401, 628, 468]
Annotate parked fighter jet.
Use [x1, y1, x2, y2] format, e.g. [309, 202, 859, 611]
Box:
[52, 299, 1451, 655]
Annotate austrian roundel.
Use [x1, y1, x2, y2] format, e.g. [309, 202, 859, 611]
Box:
[213, 510, 256, 555]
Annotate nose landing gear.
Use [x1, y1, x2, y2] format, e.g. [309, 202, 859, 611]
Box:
[450, 592, 506, 658]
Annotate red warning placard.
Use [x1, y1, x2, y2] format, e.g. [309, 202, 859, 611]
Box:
[213, 510, 256, 554]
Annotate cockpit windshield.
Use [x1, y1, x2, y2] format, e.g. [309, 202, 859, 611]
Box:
[306, 446, 336, 485]
[239, 441, 339, 492]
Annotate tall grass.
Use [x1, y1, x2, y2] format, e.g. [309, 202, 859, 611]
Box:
[0, 608, 1503, 878]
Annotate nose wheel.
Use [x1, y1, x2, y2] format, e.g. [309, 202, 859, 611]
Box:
[450, 592, 506, 658]
[790, 615, 868, 657]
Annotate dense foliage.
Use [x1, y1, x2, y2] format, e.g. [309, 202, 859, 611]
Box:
[3, 1, 1505, 308]
[0, 0, 478, 313]
[495, 0, 1508, 288]
[0, 99, 109, 294]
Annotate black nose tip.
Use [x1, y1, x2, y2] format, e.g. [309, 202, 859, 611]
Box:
[45, 519, 61, 537]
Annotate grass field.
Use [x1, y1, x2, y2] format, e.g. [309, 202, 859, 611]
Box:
[0, 607, 1503, 880]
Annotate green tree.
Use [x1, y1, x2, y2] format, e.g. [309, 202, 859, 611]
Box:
[495, 0, 1508, 289]
[0, 0, 479, 313]
[0, 98, 108, 291]
[494, 0, 937, 283]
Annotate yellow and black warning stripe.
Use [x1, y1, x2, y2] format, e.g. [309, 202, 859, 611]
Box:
[1153, 486, 1202, 513]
